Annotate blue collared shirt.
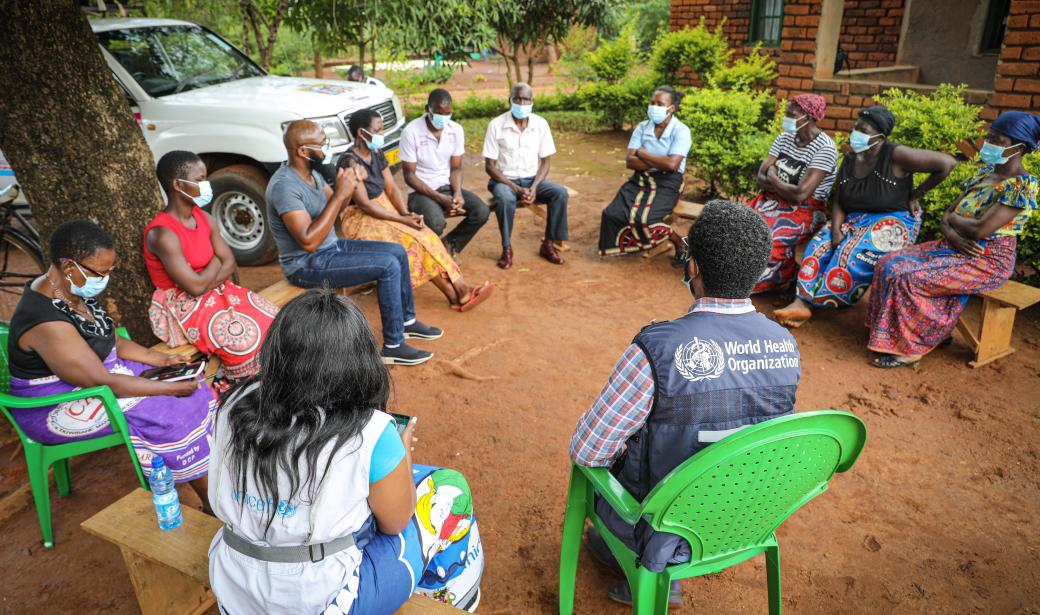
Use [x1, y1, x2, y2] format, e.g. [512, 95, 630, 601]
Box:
[627, 117, 693, 174]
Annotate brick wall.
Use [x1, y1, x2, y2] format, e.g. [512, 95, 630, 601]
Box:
[987, 0, 1040, 120]
[838, 0, 904, 70]
[670, 0, 1039, 134]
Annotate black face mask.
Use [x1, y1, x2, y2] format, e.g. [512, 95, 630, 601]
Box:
[306, 150, 326, 171]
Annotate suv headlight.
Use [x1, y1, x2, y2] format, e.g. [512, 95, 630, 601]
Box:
[281, 116, 350, 148]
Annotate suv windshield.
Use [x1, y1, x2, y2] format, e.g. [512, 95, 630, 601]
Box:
[97, 25, 264, 97]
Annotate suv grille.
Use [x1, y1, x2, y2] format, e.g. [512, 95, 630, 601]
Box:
[369, 100, 398, 128]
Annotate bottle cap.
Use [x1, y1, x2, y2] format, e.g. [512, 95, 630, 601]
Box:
[151, 456, 165, 469]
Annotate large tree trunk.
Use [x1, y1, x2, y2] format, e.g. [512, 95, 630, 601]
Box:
[0, 0, 162, 341]
[358, 39, 366, 72]
[526, 43, 535, 85]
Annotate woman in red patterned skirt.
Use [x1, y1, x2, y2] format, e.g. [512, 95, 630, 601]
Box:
[749, 94, 839, 293]
[866, 112, 1040, 368]
[144, 151, 278, 386]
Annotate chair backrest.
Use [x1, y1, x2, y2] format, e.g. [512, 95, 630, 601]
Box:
[0, 322, 10, 395]
[642, 411, 866, 563]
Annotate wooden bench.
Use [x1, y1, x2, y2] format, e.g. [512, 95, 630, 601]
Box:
[486, 185, 579, 251]
[956, 280, 1040, 368]
[150, 280, 373, 377]
[641, 200, 704, 259]
[82, 489, 463, 615]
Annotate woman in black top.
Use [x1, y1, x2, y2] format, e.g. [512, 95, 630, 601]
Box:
[7, 221, 216, 507]
[337, 108, 494, 312]
[774, 105, 956, 327]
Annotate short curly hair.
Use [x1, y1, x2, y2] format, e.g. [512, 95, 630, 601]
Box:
[49, 220, 114, 267]
[155, 150, 202, 197]
[687, 199, 770, 298]
[348, 108, 381, 140]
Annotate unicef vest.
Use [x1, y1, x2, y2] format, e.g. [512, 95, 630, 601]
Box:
[615, 309, 801, 501]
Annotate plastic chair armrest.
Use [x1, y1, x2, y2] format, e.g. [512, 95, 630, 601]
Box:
[116, 327, 130, 340]
[577, 465, 642, 525]
[0, 385, 120, 410]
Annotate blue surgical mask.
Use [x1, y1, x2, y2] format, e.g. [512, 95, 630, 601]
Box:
[361, 129, 384, 151]
[648, 104, 671, 125]
[979, 141, 1020, 166]
[849, 130, 879, 153]
[176, 179, 213, 207]
[782, 115, 806, 133]
[428, 110, 451, 130]
[511, 103, 532, 120]
[68, 262, 110, 298]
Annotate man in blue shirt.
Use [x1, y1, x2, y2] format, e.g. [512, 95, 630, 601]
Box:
[598, 86, 693, 257]
[266, 120, 441, 366]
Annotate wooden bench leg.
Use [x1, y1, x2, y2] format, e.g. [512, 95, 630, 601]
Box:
[961, 297, 1019, 368]
[119, 546, 215, 615]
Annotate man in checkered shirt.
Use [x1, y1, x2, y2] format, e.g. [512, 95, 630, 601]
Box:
[569, 199, 802, 607]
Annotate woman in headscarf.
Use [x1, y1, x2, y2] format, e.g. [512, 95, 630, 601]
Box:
[749, 94, 839, 293]
[866, 111, 1040, 368]
[773, 105, 956, 326]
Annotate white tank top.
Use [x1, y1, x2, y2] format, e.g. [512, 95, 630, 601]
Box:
[207, 383, 395, 614]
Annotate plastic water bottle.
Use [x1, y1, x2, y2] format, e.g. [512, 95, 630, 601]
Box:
[149, 457, 183, 530]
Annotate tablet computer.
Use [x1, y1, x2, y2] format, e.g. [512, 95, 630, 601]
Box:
[139, 360, 207, 382]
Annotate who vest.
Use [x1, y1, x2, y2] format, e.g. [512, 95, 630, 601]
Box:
[602, 310, 801, 571]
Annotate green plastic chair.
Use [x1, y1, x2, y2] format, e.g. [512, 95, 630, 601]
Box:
[559, 410, 867, 615]
[0, 322, 146, 548]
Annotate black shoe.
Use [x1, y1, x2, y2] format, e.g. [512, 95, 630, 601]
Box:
[404, 320, 443, 340]
[381, 343, 433, 366]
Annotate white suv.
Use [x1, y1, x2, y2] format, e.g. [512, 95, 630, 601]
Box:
[0, 18, 406, 265]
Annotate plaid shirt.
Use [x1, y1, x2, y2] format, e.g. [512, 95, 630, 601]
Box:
[569, 297, 756, 467]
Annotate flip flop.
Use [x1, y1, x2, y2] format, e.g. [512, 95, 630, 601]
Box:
[451, 282, 495, 313]
[871, 355, 920, 370]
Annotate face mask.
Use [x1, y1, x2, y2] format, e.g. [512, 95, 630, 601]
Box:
[176, 179, 213, 207]
[782, 115, 807, 133]
[306, 143, 331, 169]
[428, 110, 451, 130]
[68, 262, 110, 298]
[849, 130, 880, 153]
[511, 102, 532, 120]
[647, 104, 671, 125]
[979, 141, 1020, 166]
[362, 129, 385, 151]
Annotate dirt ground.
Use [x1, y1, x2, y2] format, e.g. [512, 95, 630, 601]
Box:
[1, 131, 1039, 614]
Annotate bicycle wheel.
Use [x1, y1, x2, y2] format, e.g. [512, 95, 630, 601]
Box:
[0, 228, 45, 294]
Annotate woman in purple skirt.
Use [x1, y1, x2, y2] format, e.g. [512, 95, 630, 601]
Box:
[7, 220, 216, 506]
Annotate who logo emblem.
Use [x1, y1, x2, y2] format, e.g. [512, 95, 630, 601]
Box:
[673, 337, 725, 381]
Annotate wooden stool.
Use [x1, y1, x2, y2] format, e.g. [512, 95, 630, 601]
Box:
[956, 280, 1040, 367]
[82, 489, 463, 615]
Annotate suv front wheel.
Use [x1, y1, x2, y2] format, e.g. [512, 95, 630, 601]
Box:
[207, 165, 277, 266]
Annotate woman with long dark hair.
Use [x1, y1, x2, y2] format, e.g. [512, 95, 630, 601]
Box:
[208, 289, 484, 614]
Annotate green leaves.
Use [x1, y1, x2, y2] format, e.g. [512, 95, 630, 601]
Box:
[677, 87, 778, 199]
[875, 84, 985, 157]
[649, 18, 730, 84]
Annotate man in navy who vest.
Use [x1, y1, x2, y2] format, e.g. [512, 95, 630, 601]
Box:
[569, 199, 801, 606]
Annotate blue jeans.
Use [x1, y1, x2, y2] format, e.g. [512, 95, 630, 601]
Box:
[488, 177, 569, 247]
[286, 239, 415, 346]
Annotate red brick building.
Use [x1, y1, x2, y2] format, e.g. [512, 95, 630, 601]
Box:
[670, 0, 1040, 132]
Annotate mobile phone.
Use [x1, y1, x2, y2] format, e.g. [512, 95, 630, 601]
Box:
[389, 412, 413, 434]
[140, 360, 207, 382]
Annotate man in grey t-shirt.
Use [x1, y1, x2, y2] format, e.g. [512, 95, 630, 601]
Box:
[265, 120, 441, 365]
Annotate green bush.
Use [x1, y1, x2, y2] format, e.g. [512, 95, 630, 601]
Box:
[587, 33, 638, 83]
[649, 18, 730, 84]
[677, 87, 778, 199]
[709, 46, 778, 91]
[1014, 151, 1040, 282]
[579, 73, 657, 131]
[874, 84, 985, 157]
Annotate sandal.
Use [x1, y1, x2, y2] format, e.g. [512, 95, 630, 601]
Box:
[871, 355, 920, 370]
[450, 282, 495, 313]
